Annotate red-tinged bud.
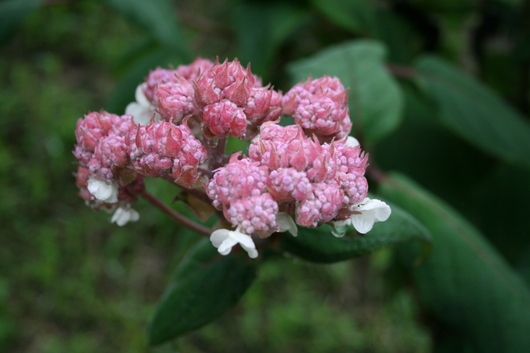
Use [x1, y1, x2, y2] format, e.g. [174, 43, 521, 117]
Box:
[223, 77, 251, 106]
[245, 88, 282, 126]
[74, 111, 137, 183]
[129, 121, 207, 187]
[154, 77, 195, 123]
[143, 58, 214, 103]
[202, 100, 247, 138]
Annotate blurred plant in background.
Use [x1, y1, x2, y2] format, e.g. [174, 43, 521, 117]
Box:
[2, 0, 530, 352]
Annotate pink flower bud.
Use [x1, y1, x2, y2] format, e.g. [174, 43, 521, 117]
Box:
[144, 68, 179, 102]
[296, 182, 343, 227]
[245, 87, 282, 126]
[174, 57, 214, 80]
[224, 194, 278, 236]
[143, 58, 214, 103]
[129, 121, 207, 187]
[74, 111, 114, 153]
[74, 111, 137, 182]
[282, 76, 352, 141]
[154, 77, 196, 123]
[194, 58, 256, 108]
[268, 168, 312, 202]
[201, 100, 247, 138]
[207, 153, 269, 209]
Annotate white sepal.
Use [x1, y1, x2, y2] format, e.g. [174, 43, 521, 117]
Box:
[125, 83, 156, 125]
[87, 178, 118, 203]
[111, 206, 140, 226]
[276, 212, 298, 237]
[350, 198, 391, 234]
[210, 228, 258, 259]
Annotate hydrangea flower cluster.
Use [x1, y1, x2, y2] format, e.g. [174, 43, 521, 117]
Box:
[73, 57, 390, 258]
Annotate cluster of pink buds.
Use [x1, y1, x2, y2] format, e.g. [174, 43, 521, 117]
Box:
[282, 76, 352, 143]
[73, 57, 390, 256]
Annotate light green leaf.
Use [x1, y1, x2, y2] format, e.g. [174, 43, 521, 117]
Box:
[280, 202, 430, 263]
[0, 0, 42, 48]
[288, 40, 403, 143]
[415, 56, 530, 170]
[379, 172, 530, 352]
[148, 240, 257, 346]
[102, 0, 190, 60]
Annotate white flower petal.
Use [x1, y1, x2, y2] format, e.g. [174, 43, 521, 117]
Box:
[210, 228, 258, 259]
[87, 178, 118, 203]
[350, 198, 391, 234]
[351, 213, 376, 234]
[111, 206, 140, 226]
[276, 212, 298, 237]
[210, 229, 230, 247]
[217, 237, 238, 255]
[125, 102, 153, 126]
[345, 136, 360, 148]
[135, 83, 151, 107]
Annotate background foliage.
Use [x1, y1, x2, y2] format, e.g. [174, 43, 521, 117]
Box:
[2, 0, 530, 352]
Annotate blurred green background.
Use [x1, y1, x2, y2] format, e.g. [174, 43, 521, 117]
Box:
[2, 0, 529, 352]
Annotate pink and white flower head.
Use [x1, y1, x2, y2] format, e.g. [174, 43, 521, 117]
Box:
[282, 76, 352, 142]
[72, 58, 392, 259]
[128, 121, 207, 187]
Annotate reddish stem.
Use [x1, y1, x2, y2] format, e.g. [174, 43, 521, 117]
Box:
[141, 190, 211, 236]
[386, 64, 417, 79]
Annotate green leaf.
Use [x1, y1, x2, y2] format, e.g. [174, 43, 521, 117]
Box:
[102, 0, 190, 60]
[280, 202, 430, 263]
[379, 172, 530, 353]
[288, 40, 403, 144]
[415, 55, 530, 170]
[148, 240, 257, 346]
[0, 0, 42, 48]
[310, 0, 376, 34]
[233, 3, 309, 78]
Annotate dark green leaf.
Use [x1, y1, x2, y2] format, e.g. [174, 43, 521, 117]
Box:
[280, 202, 430, 263]
[288, 40, 403, 143]
[310, 0, 376, 34]
[171, 238, 218, 281]
[233, 3, 309, 78]
[102, 0, 190, 60]
[415, 56, 530, 170]
[379, 172, 530, 353]
[0, 0, 42, 48]
[148, 242, 257, 346]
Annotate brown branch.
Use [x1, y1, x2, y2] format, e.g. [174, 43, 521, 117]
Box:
[141, 190, 211, 236]
[386, 63, 417, 79]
